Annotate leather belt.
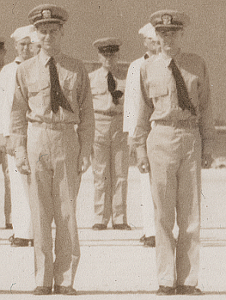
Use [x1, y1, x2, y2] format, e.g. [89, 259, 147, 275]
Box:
[29, 122, 75, 130]
[155, 119, 199, 129]
[94, 110, 122, 117]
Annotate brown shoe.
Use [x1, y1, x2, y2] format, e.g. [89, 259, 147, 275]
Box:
[54, 285, 77, 295]
[5, 223, 13, 230]
[113, 224, 131, 230]
[92, 224, 107, 230]
[34, 286, 52, 295]
[143, 236, 155, 247]
[176, 285, 203, 295]
[156, 286, 176, 295]
[139, 234, 146, 242]
[11, 237, 31, 247]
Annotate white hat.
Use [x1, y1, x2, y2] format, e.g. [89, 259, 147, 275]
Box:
[10, 25, 35, 42]
[138, 23, 157, 40]
[30, 31, 40, 44]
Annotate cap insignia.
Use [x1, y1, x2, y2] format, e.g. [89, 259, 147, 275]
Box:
[42, 9, 52, 19]
[162, 14, 172, 25]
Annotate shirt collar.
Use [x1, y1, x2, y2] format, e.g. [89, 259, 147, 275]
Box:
[160, 49, 182, 67]
[39, 49, 63, 66]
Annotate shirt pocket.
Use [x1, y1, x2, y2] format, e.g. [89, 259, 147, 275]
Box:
[147, 81, 169, 111]
[27, 80, 50, 97]
[148, 81, 168, 98]
[62, 74, 76, 100]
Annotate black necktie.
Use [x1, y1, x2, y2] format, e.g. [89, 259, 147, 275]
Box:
[169, 59, 196, 116]
[144, 53, 149, 60]
[107, 71, 123, 105]
[49, 57, 74, 114]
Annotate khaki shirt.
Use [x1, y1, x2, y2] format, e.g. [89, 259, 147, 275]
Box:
[10, 49, 94, 157]
[134, 52, 215, 158]
[89, 66, 126, 115]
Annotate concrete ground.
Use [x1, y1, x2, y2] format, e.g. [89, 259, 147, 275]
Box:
[0, 166, 226, 299]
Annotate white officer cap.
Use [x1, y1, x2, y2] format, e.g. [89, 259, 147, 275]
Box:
[138, 23, 157, 40]
[30, 30, 40, 44]
[10, 25, 35, 42]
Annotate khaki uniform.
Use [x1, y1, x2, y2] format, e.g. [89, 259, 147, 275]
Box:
[134, 52, 215, 287]
[10, 49, 94, 287]
[124, 54, 155, 237]
[89, 66, 129, 226]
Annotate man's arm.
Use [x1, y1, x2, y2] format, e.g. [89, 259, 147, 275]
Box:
[198, 58, 216, 167]
[133, 66, 153, 173]
[10, 66, 30, 174]
[77, 63, 95, 173]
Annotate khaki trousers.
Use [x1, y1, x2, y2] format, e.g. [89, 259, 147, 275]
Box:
[147, 124, 202, 287]
[27, 123, 81, 288]
[140, 173, 155, 237]
[1, 150, 11, 225]
[91, 114, 129, 225]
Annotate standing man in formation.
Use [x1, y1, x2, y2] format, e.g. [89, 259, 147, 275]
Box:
[133, 10, 215, 295]
[89, 37, 131, 231]
[0, 37, 12, 230]
[124, 23, 161, 247]
[0, 25, 34, 246]
[10, 4, 94, 295]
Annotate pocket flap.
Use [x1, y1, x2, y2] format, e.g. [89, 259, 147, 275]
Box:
[148, 82, 168, 98]
[28, 80, 50, 92]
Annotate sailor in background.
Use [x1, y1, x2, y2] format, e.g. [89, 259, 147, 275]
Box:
[89, 37, 131, 230]
[0, 25, 35, 246]
[123, 23, 161, 247]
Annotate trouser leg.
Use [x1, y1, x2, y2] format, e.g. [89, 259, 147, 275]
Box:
[176, 129, 201, 286]
[52, 128, 81, 287]
[27, 126, 54, 287]
[8, 154, 33, 239]
[111, 129, 129, 225]
[92, 142, 111, 225]
[140, 172, 155, 237]
[147, 125, 181, 287]
[2, 151, 11, 225]
[27, 124, 81, 287]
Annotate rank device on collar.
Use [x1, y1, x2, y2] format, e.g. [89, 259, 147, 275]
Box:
[28, 4, 69, 26]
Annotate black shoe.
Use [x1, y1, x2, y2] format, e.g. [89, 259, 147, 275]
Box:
[143, 236, 155, 247]
[156, 286, 176, 295]
[92, 224, 107, 230]
[5, 223, 13, 229]
[34, 286, 52, 295]
[176, 285, 203, 295]
[10, 237, 32, 247]
[54, 285, 77, 295]
[140, 234, 146, 242]
[113, 224, 131, 230]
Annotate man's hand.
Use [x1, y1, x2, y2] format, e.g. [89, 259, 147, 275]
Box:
[15, 156, 31, 175]
[137, 157, 150, 173]
[78, 155, 91, 174]
[127, 136, 136, 159]
[202, 153, 213, 169]
[5, 136, 14, 156]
